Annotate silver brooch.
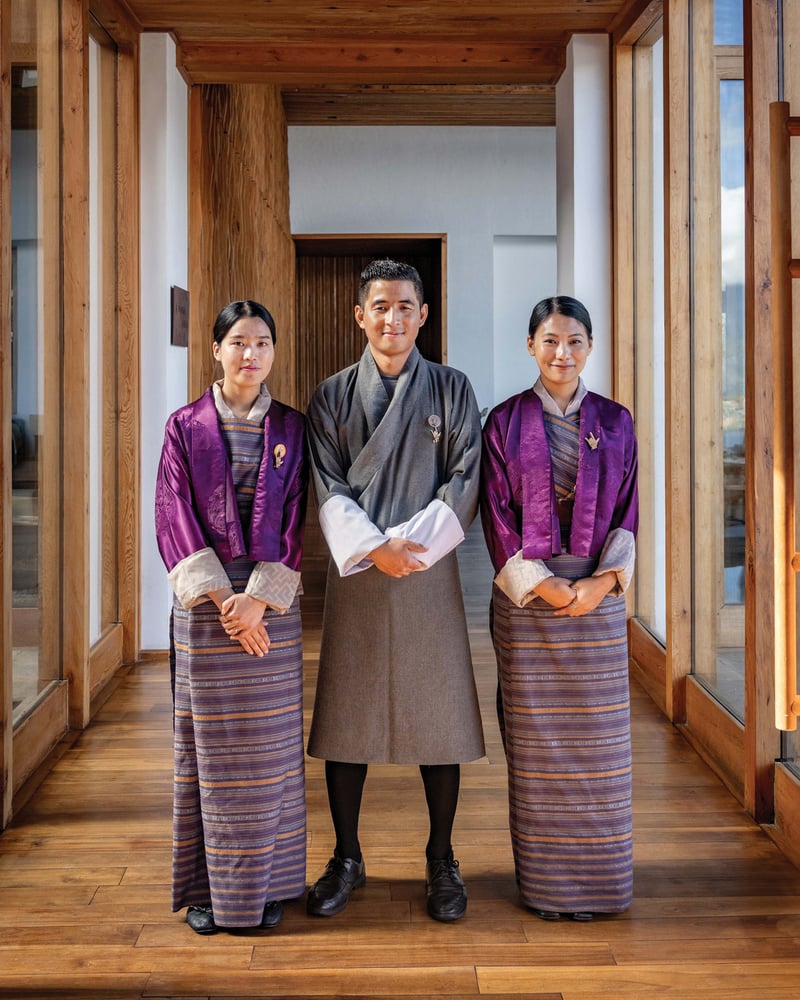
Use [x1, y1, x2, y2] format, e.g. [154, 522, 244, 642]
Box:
[427, 415, 442, 443]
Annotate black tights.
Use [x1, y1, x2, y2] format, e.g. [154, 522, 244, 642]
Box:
[325, 759, 460, 862]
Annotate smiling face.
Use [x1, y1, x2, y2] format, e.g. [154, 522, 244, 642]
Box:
[355, 278, 428, 375]
[212, 315, 275, 393]
[527, 312, 593, 399]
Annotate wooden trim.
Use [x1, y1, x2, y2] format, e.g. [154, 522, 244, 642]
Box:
[61, 0, 91, 730]
[629, 618, 667, 716]
[632, 37, 658, 631]
[611, 0, 663, 46]
[439, 236, 448, 367]
[88, 623, 124, 700]
[768, 101, 794, 729]
[89, 0, 140, 45]
[187, 85, 206, 404]
[0, 0, 11, 828]
[664, 0, 692, 722]
[769, 765, 800, 871]
[681, 676, 745, 804]
[11, 682, 68, 796]
[91, 0, 141, 664]
[611, 43, 635, 415]
[745, 0, 782, 820]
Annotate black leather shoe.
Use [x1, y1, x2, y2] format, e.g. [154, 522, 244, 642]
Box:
[570, 911, 593, 922]
[530, 907, 561, 921]
[186, 904, 217, 935]
[307, 855, 366, 916]
[260, 900, 284, 928]
[425, 854, 467, 922]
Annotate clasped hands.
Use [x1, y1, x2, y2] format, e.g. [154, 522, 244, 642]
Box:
[534, 571, 616, 617]
[211, 589, 270, 656]
[368, 537, 428, 578]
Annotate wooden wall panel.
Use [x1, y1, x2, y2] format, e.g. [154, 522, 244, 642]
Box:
[188, 84, 296, 408]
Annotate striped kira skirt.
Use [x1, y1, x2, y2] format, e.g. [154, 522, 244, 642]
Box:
[491, 553, 633, 915]
[170, 568, 306, 928]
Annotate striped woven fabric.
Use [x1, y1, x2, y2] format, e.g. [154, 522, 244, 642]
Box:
[492, 553, 633, 915]
[170, 414, 306, 928]
[543, 408, 580, 503]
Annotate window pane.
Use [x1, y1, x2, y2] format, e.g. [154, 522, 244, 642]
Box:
[633, 29, 667, 644]
[714, 0, 743, 45]
[690, 0, 744, 720]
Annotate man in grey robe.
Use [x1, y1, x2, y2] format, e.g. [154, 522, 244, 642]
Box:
[305, 259, 485, 922]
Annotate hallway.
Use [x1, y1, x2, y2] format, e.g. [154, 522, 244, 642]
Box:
[1, 529, 800, 998]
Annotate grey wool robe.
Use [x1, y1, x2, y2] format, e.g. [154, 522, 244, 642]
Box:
[306, 345, 485, 764]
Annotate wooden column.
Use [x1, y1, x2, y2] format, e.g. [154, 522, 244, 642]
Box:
[61, 0, 90, 729]
[188, 84, 296, 408]
[664, 0, 692, 722]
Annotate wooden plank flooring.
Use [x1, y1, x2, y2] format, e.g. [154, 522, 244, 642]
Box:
[3, 527, 800, 998]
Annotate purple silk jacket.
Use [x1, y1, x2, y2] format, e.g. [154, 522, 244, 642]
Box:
[480, 387, 638, 573]
[155, 388, 307, 573]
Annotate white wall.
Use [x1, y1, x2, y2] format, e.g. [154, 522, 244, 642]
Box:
[288, 126, 557, 415]
[556, 35, 612, 396]
[492, 236, 557, 405]
[139, 34, 189, 650]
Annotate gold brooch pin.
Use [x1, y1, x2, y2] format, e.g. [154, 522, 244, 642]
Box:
[273, 443, 286, 468]
[585, 431, 600, 451]
[427, 415, 442, 444]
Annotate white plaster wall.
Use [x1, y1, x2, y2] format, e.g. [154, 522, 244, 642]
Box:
[139, 34, 189, 650]
[556, 35, 612, 396]
[288, 126, 557, 415]
[492, 236, 558, 404]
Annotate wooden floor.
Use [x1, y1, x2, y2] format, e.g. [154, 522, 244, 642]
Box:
[3, 528, 800, 999]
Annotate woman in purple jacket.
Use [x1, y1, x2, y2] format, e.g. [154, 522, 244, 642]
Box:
[155, 301, 307, 935]
[480, 296, 638, 922]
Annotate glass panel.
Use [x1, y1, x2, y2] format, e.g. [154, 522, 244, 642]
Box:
[633, 25, 667, 644]
[11, 0, 62, 723]
[714, 0, 743, 45]
[691, 0, 745, 720]
[88, 23, 119, 643]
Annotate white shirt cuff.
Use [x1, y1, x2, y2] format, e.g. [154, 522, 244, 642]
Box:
[594, 527, 636, 593]
[167, 547, 231, 608]
[385, 499, 464, 570]
[494, 550, 553, 607]
[245, 561, 302, 612]
[318, 494, 388, 577]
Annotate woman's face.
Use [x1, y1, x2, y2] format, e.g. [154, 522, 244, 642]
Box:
[213, 316, 275, 391]
[527, 312, 592, 394]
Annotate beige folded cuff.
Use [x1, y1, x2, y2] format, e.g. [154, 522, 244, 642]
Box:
[167, 547, 231, 609]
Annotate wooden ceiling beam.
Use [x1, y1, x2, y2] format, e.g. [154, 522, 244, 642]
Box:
[177, 39, 566, 86]
[281, 83, 556, 126]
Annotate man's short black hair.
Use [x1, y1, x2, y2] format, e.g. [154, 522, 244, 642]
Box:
[358, 259, 425, 308]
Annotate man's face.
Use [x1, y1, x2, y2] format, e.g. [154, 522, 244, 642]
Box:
[355, 279, 428, 374]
